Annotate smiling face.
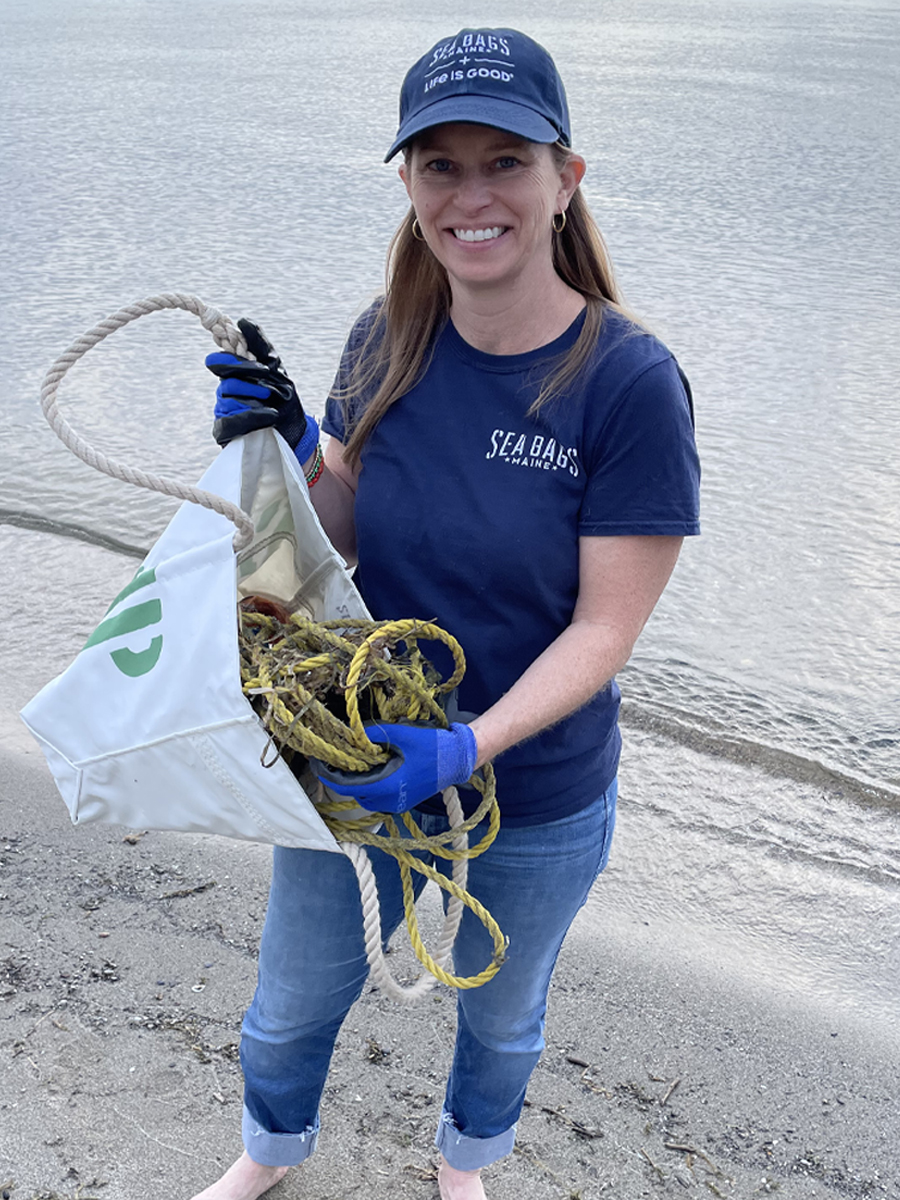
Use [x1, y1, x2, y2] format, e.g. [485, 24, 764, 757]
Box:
[399, 123, 584, 299]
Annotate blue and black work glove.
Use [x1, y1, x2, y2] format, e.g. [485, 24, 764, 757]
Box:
[206, 318, 319, 462]
[309, 722, 478, 814]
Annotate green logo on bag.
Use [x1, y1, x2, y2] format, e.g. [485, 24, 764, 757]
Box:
[83, 567, 163, 677]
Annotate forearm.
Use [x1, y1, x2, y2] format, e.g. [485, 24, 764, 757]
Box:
[468, 618, 634, 769]
[308, 467, 358, 565]
[300, 442, 358, 565]
[468, 535, 683, 770]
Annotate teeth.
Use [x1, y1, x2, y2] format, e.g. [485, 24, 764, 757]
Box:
[453, 226, 505, 242]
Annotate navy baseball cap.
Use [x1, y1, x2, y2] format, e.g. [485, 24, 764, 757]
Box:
[385, 28, 571, 162]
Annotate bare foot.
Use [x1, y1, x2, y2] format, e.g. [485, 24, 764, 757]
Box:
[438, 1154, 486, 1200]
[189, 1151, 290, 1200]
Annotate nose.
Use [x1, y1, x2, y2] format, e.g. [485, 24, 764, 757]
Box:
[454, 171, 492, 213]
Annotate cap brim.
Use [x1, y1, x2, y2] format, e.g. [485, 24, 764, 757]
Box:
[384, 95, 562, 162]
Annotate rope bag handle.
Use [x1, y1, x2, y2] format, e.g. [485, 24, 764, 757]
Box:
[39, 293, 256, 550]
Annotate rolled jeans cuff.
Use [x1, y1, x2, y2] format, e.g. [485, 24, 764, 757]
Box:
[242, 1105, 319, 1166]
[434, 1109, 517, 1171]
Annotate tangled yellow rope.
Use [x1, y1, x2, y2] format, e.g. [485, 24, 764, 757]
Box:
[239, 605, 507, 989]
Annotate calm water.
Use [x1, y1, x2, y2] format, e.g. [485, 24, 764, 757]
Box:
[3, 1, 898, 1019]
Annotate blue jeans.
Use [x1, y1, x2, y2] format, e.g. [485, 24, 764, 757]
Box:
[240, 780, 617, 1170]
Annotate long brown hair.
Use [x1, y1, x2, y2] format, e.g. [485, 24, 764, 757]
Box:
[338, 144, 629, 468]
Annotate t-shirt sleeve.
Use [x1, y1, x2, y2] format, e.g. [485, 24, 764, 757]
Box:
[322, 301, 384, 443]
[322, 397, 346, 442]
[578, 354, 701, 536]
[322, 356, 350, 443]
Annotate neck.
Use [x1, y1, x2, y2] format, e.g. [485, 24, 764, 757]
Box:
[448, 271, 586, 356]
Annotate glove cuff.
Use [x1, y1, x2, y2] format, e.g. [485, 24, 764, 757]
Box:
[294, 415, 320, 467]
[437, 723, 478, 790]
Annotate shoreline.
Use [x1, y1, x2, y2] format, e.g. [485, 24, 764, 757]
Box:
[4, 514, 896, 815]
[2, 738, 898, 1200]
[620, 702, 900, 814]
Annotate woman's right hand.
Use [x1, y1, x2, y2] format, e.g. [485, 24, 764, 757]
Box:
[206, 318, 318, 462]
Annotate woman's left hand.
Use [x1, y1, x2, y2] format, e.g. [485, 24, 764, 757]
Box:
[310, 721, 478, 813]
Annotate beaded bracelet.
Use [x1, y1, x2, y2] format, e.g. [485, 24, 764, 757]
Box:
[304, 442, 325, 488]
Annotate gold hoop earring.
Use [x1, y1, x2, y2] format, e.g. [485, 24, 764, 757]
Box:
[552, 211, 567, 233]
[411, 217, 425, 241]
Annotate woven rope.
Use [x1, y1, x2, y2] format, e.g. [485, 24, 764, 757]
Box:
[339, 784, 468, 1003]
[39, 293, 256, 550]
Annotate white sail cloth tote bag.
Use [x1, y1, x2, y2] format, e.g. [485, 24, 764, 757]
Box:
[21, 428, 368, 852]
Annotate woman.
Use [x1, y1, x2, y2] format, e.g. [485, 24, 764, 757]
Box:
[198, 27, 700, 1200]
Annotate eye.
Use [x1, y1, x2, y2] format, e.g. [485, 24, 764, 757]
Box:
[425, 158, 453, 173]
[495, 156, 521, 170]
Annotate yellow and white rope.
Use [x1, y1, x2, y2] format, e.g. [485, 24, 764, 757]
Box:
[41, 297, 507, 1002]
[241, 609, 507, 993]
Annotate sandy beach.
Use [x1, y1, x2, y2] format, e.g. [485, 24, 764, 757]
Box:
[2, 530, 898, 1200]
[2, 735, 898, 1200]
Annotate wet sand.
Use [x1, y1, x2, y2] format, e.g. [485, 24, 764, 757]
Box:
[1, 528, 898, 1199]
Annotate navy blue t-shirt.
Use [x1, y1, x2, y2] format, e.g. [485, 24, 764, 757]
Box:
[323, 304, 700, 826]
